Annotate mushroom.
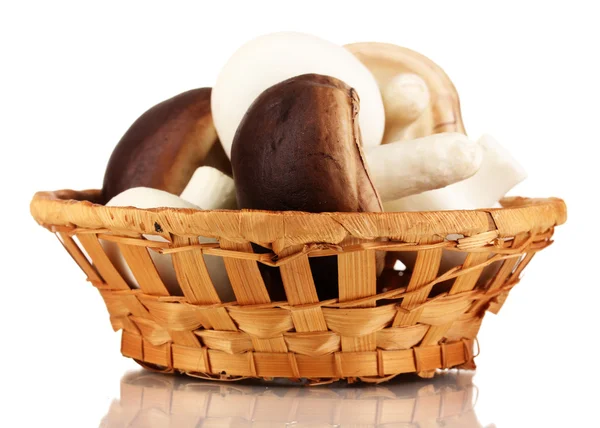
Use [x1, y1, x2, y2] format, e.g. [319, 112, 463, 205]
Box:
[381, 73, 430, 136]
[366, 132, 483, 202]
[180, 166, 237, 210]
[103, 187, 235, 302]
[231, 74, 383, 300]
[212, 32, 386, 158]
[345, 42, 464, 144]
[384, 134, 527, 211]
[102, 88, 231, 203]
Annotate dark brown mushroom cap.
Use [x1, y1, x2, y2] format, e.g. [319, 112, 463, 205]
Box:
[232, 74, 382, 213]
[102, 88, 231, 203]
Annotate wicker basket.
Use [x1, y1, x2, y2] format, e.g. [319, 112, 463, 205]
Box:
[101, 370, 485, 426]
[30, 190, 566, 383]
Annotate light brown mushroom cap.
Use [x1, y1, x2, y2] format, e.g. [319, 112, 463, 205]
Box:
[345, 42, 466, 143]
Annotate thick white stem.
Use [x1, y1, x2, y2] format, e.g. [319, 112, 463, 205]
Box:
[383, 134, 527, 211]
[382, 73, 430, 126]
[180, 166, 237, 210]
[366, 132, 483, 202]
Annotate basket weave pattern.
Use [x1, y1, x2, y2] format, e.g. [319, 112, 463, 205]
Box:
[30, 190, 566, 383]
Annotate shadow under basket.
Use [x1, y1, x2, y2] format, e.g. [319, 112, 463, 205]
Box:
[30, 189, 566, 384]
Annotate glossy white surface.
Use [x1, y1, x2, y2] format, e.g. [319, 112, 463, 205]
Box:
[3, 1, 597, 427]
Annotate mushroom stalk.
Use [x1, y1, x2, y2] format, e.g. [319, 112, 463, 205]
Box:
[366, 132, 483, 202]
[384, 134, 526, 211]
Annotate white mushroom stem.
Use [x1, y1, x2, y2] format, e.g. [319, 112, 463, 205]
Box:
[383, 134, 527, 211]
[103, 187, 235, 302]
[180, 166, 237, 210]
[366, 132, 483, 202]
[382, 73, 430, 126]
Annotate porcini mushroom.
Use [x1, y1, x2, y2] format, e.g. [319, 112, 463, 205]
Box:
[384, 134, 527, 211]
[366, 132, 483, 202]
[102, 88, 231, 203]
[345, 42, 464, 144]
[381, 73, 430, 131]
[180, 166, 237, 210]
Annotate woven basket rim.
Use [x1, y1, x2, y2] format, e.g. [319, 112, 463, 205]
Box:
[30, 189, 567, 245]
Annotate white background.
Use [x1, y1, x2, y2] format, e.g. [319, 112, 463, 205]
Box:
[2, 1, 598, 426]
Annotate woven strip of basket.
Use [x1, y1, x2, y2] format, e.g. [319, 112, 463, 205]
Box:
[101, 371, 482, 426]
[30, 190, 566, 382]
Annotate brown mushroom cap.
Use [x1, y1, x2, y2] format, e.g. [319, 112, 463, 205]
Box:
[232, 73, 382, 213]
[231, 74, 382, 300]
[345, 42, 465, 142]
[102, 88, 231, 203]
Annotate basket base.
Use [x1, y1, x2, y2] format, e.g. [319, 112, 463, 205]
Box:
[122, 331, 477, 384]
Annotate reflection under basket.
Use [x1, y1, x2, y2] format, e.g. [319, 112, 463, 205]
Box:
[101, 370, 491, 427]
